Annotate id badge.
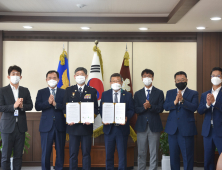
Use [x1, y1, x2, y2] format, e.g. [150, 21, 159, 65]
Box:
[14, 110, 19, 117]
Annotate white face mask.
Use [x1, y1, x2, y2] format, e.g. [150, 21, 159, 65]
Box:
[48, 79, 57, 88]
[143, 77, 152, 86]
[111, 83, 122, 91]
[211, 77, 222, 86]
[10, 76, 20, 84]
[76, 76, 85, 85]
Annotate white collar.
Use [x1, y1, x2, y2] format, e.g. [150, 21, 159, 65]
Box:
[212, 86, 222, 93]
[144, 86, 153, 92]
[10, 83, 19, 90]
[177, 87, 187, 93]
[48, 86, 57, 91]
[77, 84, 85, 90]
[112, 89, 121, 95]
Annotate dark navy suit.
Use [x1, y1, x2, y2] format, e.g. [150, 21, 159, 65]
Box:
[63, 85, 98, 170]
[100, 89, 134, 170]
[35, 87, 66, 170]
[163, 88, 198, 170]
[134, 86, 164, 133]
[197, 88, 222, 170]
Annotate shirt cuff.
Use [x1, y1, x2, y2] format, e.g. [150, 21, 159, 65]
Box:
[206, 103, 210, 108]
[212, 101, 216, 106]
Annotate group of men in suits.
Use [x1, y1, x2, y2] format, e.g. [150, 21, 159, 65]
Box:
[0, 65, 222, 170]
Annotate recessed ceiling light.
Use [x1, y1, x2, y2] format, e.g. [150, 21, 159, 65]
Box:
[210, 17, 221, 21]
[23, 26, 32, 29]
[139, 27, 148, 30]
[196, 27, 205, 30]
[81, 27, 90, 30]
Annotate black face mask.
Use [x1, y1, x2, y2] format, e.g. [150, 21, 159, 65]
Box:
[176, 82, 187, 90]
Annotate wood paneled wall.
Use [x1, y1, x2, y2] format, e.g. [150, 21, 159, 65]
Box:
[1, 32, 222, 167]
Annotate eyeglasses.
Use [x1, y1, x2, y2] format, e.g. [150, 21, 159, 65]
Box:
[111, 81, 121, 83]
[211, 75, 221, 78]
[175, 80, 187, 83]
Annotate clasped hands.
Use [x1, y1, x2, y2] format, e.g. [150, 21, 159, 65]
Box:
[174, 91, 183, 105]
[206, 93, 215, 106]
[143, 99, 151, 110]
[14, 98, 23, 109]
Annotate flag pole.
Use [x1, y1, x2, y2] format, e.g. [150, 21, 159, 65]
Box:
[93, 40, 98, 146]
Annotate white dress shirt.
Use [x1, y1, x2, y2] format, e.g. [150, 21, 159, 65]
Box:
[48, 86, 57, 95]
[113, 89, 121, 103]
[10, 84, 19, 102]
[206, 86, 222, 108]
[10, 84, 19, 122]
[77, 84, 85, 93]
[144, 86, 153, 98]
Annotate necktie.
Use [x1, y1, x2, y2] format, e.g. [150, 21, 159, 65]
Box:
[79, 87, 82, 97]
[147, 90, 150, 100]
[114, 93, 118, 103]
[51, 89, 56, 99]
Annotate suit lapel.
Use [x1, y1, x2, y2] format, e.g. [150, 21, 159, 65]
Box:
[55, 87, 60, 101]
[216, 88, 222, 102]
[149, 86, 156, 103]
[72, 85, 80, 100]
[182, 87, 191, 100]
[120, 89, 126, 103]
[140, 88, 147, 102]
[81, 85, 88, 100]
[7, 84, 16, 103]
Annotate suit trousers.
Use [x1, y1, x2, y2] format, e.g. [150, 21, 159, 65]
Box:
[168, 129, 194, 170]
[104, 126, 128, 170]
[137, 123, 160, 170]
[40, 121, 66, 170]
[203, 126, 222, 170]
[69, 134, 92, 170]
[1, 123, 25, 170]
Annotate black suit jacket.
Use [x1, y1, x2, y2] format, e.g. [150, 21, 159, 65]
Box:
[134, 86, 164, 132]
[0, 84, 33, 133]
[63, 84, 98, 136]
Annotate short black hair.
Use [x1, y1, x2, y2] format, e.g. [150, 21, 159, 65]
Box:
[8, 65, 22, 76]
[210, 67, 222, 75]
[141, 69, 154, 77]
[110, 73, 123, 82]
[75, 67, 87, 75]
[174, 71, 187, 79]
[46, 70, 59, 78]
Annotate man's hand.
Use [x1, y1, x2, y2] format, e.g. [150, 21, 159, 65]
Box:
[174, 93, 179, 105]
[178, 91, 183, 102]
[143, 100, 151, 109]
[68, 122, 75, 126]
[48, 95, 54, 104]
[103, 123, 110, 125]
[120, 117, 127, 125]
[52, 100, 56, 107]
[19, 98, 23, 108]
[14, 98, 22, 109]
[207, 93, 215, 105]
[84, 122, 91, 125]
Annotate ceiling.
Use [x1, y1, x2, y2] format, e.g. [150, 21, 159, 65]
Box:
[0, 0, 222, 32]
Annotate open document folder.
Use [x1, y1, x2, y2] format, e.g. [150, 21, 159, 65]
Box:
[66, 102, 94, 124]
[102, 103, 126, 124]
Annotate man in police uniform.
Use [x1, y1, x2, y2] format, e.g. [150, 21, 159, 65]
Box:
[63, 67, 98, 170]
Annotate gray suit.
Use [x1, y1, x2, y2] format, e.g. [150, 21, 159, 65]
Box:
[0, 84, 33, 170]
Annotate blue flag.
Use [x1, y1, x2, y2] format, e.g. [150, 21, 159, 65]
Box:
[57, 49, 70, 89]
